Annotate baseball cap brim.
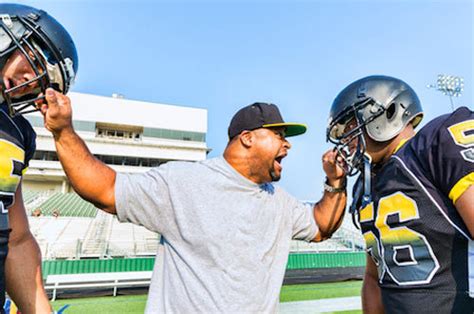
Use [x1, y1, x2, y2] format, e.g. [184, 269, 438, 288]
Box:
[262, 123, 307, 137]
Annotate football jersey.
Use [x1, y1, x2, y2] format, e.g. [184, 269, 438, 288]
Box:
[353, 106, 474, 313]
[0, 104, 36, 309]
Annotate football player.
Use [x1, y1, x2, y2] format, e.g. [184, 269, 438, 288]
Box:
[0, 3, 77, 312]
[327, 75, 474, 313]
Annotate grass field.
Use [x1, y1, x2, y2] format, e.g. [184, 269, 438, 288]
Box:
[280, 280, 362, 303]
[50, 280, 363, 313]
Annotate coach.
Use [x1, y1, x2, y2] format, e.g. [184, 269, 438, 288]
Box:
[41, 92, 346, 313]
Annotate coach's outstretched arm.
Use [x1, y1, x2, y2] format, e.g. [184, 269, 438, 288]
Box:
[41, 88, 117, 214]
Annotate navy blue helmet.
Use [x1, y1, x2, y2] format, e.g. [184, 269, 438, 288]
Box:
[0, 3, 78, 116]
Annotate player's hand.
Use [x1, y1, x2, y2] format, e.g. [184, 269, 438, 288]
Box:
[322, 148, 346, 186]
[40, 88, 73, 137]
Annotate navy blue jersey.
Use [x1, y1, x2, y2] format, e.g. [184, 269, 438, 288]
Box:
[0, 104, 36, 309]
[0, 104, 36, 219]
[354, 107, 474, 313]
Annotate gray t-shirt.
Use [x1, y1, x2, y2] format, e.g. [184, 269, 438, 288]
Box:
[115, 157, 318, 313]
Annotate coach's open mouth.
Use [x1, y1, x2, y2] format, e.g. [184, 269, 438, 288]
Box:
[274, 154, 286, 170]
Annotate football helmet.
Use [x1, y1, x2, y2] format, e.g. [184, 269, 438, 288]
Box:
[327, 75, 423, 176]
[0, 3, 78, 116]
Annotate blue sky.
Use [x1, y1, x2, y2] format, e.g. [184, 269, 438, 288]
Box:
[11, 0, 473, 200]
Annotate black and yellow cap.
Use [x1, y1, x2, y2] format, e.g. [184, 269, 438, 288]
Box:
[228, 102, 307, 139]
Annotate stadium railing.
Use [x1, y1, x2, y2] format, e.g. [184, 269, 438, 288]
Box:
[45, 271, 152, 301]
[41, 252, 367, 298]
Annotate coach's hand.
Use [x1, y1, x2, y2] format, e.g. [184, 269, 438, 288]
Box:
[322, 149, 346, 187]
[40, 87, 74, 137]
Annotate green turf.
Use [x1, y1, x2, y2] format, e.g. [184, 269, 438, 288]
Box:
[51, 280, 363, 313]
[280, 280, 362, 302]
[324, 311, 362, 314]
[51, 295, 147, 314]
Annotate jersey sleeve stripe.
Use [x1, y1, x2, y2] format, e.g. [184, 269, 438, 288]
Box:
[449, 172, 474, 204]
[393, 155, 471, 240]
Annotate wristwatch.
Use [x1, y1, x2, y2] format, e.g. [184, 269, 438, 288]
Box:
[323, 177, 346, 193]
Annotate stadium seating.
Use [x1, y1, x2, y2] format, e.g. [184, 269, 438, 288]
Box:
[32, 192, 98, 217]
[290, 238, 352, 252]
[107, 217, 159, 257]
[22, 190, 40, 204]
[30, 215, 159, 259]
[81, 211, 114, 258]
[30, 217, 92, 259]
[27, 192, 364, 260]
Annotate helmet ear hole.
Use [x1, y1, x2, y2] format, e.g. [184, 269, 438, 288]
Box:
[386, 103, 397, 120]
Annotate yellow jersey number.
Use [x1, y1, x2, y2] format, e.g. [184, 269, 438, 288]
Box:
[448, 119, 474, 163]
[0, 140, 25, 213]
[360, 192, 439, 285]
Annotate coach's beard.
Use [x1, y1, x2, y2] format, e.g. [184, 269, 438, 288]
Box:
[270, 169, 281, 182]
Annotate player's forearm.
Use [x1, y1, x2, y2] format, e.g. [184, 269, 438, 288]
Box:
[312, 188, 346, 241]
[5, 234, 51, 314]
[54, 127, 117, 213]
[454, 184, 474, 238]
[362, 273, 384, 314]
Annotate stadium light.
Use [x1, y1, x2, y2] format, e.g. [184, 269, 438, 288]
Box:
[427, 74, 464, 111]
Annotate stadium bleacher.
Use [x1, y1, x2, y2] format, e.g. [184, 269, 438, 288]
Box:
[30, 211, 160, 259]
[30, 192, 98, 217]
[27, 191, 364, 260]
[107, 218, 159, 257]
[22, 190, 40, 204]
[30, 217, 92, 259]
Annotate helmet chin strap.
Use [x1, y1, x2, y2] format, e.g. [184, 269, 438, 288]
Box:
[361, 153, 372, 208]
[349, 152, 372, 230]
[0, 77, 5, 104]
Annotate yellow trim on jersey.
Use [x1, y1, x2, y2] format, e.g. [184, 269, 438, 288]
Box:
[393, 138, 410, 154]
[22, 167, 28, 176]
[449, 172, 474, 204]
[359, 203, 374, 223]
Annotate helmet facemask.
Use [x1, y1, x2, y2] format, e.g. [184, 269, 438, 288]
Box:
[327, 98, 385, 176]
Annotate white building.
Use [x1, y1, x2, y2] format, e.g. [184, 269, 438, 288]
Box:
[23, 92, 209, 193]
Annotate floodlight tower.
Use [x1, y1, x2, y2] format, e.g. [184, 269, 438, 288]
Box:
[427, 74, 464, 111]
